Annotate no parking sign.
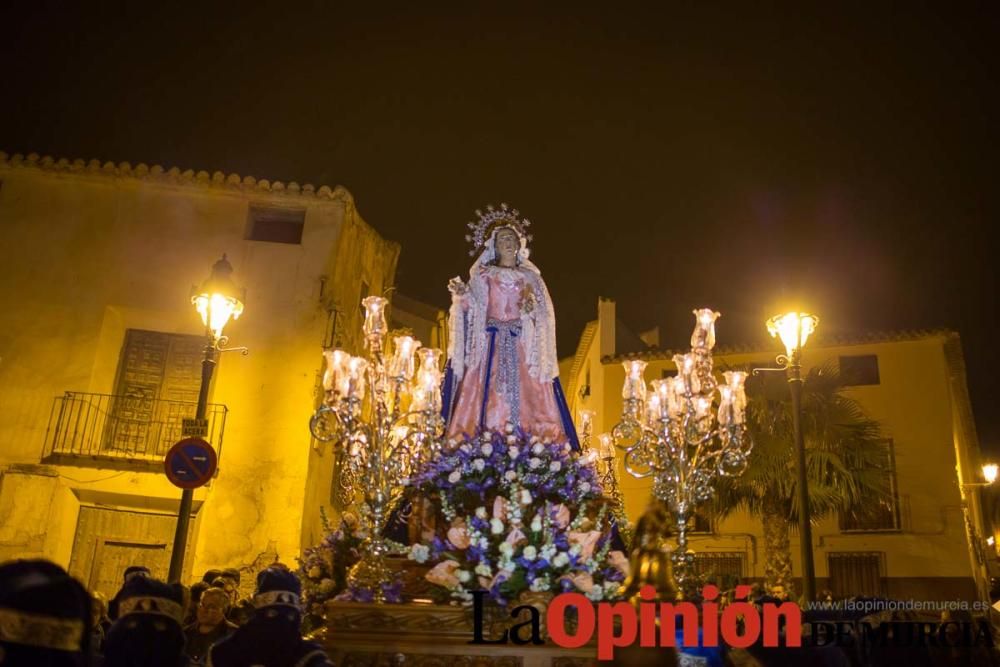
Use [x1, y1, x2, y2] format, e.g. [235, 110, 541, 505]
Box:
[164, 437, 218, 489]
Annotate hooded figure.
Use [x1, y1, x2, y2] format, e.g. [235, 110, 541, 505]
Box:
[0, 559, 93, 667]
[208, 566, 332, 667]
[107, 565, 150, 621]
[102, 575, 187, 667]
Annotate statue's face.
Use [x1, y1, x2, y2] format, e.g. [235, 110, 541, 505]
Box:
[494, 228, 520, 266]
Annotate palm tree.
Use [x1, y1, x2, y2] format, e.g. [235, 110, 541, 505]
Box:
[712, 361, 891, 597]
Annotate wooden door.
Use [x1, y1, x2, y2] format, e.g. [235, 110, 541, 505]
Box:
[69, 506, 194, 597]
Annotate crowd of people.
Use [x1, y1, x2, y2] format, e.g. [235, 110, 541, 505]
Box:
[0, 558, 333, 666]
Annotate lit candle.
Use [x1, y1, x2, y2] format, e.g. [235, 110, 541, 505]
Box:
[724, 371, 748, 424]
[621, 360, 648, 401]
[417, 347, 443, 374]
[691, 308, 721, 350]
[361, 296, 388, 339]
[389, 335, 420, 380]
[345, 356, 368, 401]
[598, 433, 615, 460]
[673, 353, 700, 395]
[717, 385, 734, 426]
[666, 376, 686, 418]
[322, 349, 350, 393]
[694, 396, 713, 420]
[645, 392, 663, 425]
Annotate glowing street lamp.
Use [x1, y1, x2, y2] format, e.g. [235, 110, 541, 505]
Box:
[757, 311, 819, 601]
[192, 254, 245, 340]
[983, 464, 998, 485]
[167, 255, 247, 583]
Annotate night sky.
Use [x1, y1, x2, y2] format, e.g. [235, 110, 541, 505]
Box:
[3, 4, 997, 449]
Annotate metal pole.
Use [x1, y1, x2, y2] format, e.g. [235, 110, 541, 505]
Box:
[167, 339, 216, 583]
[789, 358, 816, 601]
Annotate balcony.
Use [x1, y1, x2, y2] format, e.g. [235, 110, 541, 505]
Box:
[42, 391, 227, 472]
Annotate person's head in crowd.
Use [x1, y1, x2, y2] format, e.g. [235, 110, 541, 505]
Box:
[0, 559, 93, 667]
[201, 569, 222, 585]
[252, 566, 302, 624]
[185, 581, 209, 623]
[92, 591, 109, 625]
[102, 575, 185, 667]
[121, 566, 149, 583]
[196, 587, 230, 630]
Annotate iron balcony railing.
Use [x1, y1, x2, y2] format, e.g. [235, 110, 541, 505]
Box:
[42, 391, 227, 469]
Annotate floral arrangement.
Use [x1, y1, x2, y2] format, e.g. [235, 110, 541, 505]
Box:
[406, 425, 629, 606]
[296, 508, 404, 631]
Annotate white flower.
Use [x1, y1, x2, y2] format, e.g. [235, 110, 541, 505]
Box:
[604, 581, 622, 594]
[523, 545, 538, 561]
[505, 422, 515, 433]
[504, 470, 517, 482]
[499, 542, 514, 555]
[552, 552, 570, 568]
[532, 443, 544, 455]
[408, 544, 430, 564]
[586, 587, 605, 602]
[529, 457, 542, 470]
[400, 477, 410, 486]
[448, 470, 462, 484]
[530, 577, 551, 592]
[519, 489, 533, 505]
[482, 431, 493, 440]
[460, 444, 472, 453]
[457, 570, 472, 583]
[475, 506, 488, 519]
[490, 518, 504, 535]
[540, 545, 557, 560]
[549, 461, 562, 472]
[481, 443, 493, 456]
[579, 481, 591, 493]
[508, 446, 520, 458]
[475, 563, 493, 577]
[472, 458, 486, 471]
[530, 517, 542, 532]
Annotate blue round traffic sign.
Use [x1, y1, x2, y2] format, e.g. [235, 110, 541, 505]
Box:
[164, 437, 218, 489]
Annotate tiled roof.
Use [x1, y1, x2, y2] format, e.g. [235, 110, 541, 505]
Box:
[0, 150, 353, 202]
[603, 328, 958, 364]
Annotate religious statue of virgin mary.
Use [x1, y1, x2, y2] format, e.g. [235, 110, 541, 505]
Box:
[441, 204, 580, 450]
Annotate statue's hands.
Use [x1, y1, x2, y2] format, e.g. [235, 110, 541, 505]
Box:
[448, 276, 468, 298]
[521, 284, 537, 314]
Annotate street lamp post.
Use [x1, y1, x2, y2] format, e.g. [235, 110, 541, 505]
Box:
[757, 311, 819, 601]
[167, 254, 246, 583]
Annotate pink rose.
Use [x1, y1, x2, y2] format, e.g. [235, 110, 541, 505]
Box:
[559, 571, 595, 593]
[552, 503, 571, 529]
[447, 519, 470, 550]
[504, 527, 526, 546]
[426, 561, 461, 589]
[493, 496, 509, 522]
[568, 530, 602, 560]
[608, 550, 631, 578]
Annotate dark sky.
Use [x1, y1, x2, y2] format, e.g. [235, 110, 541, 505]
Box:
[3, 3, 998, 448]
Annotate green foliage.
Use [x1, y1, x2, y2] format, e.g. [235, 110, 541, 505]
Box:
[713, 360, 891, 527]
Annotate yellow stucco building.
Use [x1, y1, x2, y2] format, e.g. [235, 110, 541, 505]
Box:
[0, 151, 398, 598]
[563, 298, 992, 602]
